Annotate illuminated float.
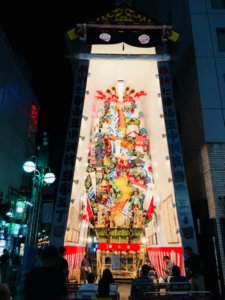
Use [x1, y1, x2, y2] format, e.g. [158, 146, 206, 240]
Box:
[50, 4, 198, 281]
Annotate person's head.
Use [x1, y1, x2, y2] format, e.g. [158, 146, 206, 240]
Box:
[163, 255, 170, 263]
[98, 279, 109, 297]
[102, 268, 114, 283]
[3, 249, 8, 255]
[172, 265, 181, 276]
[87, 272, 95, 284]
[0, 283, 11, 300]
[185, 246, 193, 256]
[145, 258, 150, 264]
[141, 264, 150, 276]
[58, 246, 66, 256]
[42, 245, 59, 266]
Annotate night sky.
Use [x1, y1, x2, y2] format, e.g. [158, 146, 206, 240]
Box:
[0, 1, 115, 177]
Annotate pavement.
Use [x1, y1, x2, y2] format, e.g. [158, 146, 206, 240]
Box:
[118, 283, 131, 300]
[14, 283, 131, 300]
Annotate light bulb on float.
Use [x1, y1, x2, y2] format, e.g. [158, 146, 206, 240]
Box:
[141, 236, 147, 245]
[87, 236, 92, 243]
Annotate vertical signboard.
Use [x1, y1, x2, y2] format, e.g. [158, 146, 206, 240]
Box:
[50, 60, 89, 247]
[158, 61, 198, 253]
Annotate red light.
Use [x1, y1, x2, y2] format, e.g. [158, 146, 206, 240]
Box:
[98, 243, 140, 251]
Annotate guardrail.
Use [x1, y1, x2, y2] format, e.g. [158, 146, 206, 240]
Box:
[130, 281, 212, 300]
[142, 291, 212, 300]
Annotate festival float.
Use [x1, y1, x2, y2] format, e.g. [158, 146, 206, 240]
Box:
[86, 85, 155, 278]
[50, 4, 198, 281]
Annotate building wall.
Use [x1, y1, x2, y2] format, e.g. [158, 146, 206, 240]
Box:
[189, 0, 225, 142]
[201, 143, 225, 288]
[189, 0, 225, 291]
[0, 25, 39, 202]
[137, 0, 225, 294]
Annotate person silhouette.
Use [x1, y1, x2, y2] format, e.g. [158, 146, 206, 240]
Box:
[130, 264, 154, 299]
[81, 254, 90, 283]
[169, 265, 190, 293]
[57, 246, 69, 283]
[169, 265, 189, 283]
[159, 255, 175, 283]
[23, 245, 67, 300]
[98, 268, 117, 298]
[0, 283, 11, 300]
[185, 246, 205, 292]
[0, 249, 10, 284]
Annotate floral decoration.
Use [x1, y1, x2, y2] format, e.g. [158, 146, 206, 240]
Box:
[96, 86, 147, 103]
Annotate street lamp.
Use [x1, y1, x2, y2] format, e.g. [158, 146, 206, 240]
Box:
[23, 156, 56, 246]
[22, 156, 56, 271]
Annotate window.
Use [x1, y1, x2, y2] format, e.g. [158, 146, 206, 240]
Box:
[211, 0, 225, 8]
[217, 28, 225, 51]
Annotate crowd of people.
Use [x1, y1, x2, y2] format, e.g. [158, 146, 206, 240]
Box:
[0, 245, 207, 299]
[0, 245, 70, 299]
[0, 248, 22, 296]
[77, 246, 206, 299]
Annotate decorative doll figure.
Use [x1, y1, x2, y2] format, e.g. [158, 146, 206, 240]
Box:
[134, 210, 144, 227]
[117, 153, 128, 172]
[135, 134, 149, 154]
[114, 139, 121, 157]
[133, 198, 139, 210]
[124, 106, 133, 118]
[103, 153, 112, 168]
[98, 206, 106, 227]
[103, 134, 111, 154]
[126, 119, 139, 139]
[97, 176, 111, 205]
[100, 178, 110, 193]
[95, 144, 104, 161]
[130, 190, 142, 210]
[101, 119, 110, 135]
